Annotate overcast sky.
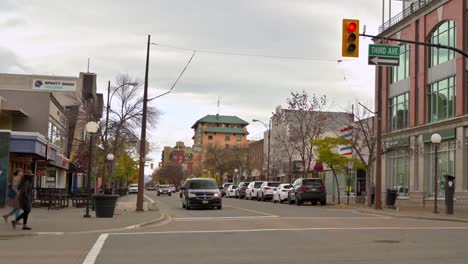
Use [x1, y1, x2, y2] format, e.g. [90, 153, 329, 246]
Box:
[0, 0, 404, 171]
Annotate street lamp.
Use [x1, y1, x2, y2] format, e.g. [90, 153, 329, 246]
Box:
[234, 168, 239, 184]
[253, 119, 271, 181]
[431, 133, 442, 214]
[103, 81, 137, 190]
[106, 153, 115, 192]
[84, 121, 99, 218]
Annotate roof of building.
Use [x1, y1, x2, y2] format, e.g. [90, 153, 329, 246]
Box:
[204, 127, 248, 134]
[191, 114, 249, 128]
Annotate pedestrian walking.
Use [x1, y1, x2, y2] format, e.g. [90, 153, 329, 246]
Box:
[2, 168, 23, 223]
[11, 170, 34, 230]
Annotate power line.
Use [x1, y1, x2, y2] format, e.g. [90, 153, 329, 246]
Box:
[152, 43, 341, 62]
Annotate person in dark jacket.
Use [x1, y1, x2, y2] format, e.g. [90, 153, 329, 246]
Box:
[11, 170, 34, 230]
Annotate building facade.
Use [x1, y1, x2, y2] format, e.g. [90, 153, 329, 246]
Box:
[376, 0, 468, 209]
[192, 114, 249, 175]
[160, 141, 194, 176]
[0, 72, 102, 205]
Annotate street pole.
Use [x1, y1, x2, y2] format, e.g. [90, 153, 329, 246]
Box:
[103, 80, 111, 191]
[375, 66, 383, 210]
[137, 34, 150, 211]
[267, 119, 271, 181]
[84, 133, 93, 218]
[433, 144, 439, 214]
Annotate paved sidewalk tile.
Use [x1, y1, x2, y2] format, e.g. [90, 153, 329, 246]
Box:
[0, 194, 162, 235]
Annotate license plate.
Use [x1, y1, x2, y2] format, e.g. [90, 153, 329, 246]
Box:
[202, 200, 209, 204]
[311, 188, 317, 191]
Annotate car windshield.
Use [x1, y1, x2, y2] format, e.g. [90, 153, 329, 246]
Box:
[187, 180, 218, 189]
[231, 186, 238, 189]
[160, 185, 169, 188]
[267, 183, 280, 187]
[254, 182, 263, 188]
[130, 184, 138, 187]
[302, 179, 323, 186]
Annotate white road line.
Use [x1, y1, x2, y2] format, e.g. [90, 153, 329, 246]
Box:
[35, 232, 65, 235]
[82, 233, 109, 264]
[173, 216, 279, 221]
[144, 194, 155, 203]
[111, 226, 468, 236]
[172, 216, 390, 221]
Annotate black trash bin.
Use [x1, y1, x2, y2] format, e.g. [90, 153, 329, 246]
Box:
[93, 194, 119, 218]
[386, 189, 398, 208]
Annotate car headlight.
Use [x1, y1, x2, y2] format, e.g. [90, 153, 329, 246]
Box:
[213, 192, 221, 198]
[188, 193, 196, 198]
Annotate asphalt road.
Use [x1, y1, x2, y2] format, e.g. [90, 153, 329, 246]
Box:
[3, 192, 468, 264]
[93, 192, 468, 264]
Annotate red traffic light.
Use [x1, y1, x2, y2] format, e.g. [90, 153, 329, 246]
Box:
[347, 22, 357, 33]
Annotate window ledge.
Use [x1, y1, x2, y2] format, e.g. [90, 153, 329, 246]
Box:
[397, 196, 409, 200]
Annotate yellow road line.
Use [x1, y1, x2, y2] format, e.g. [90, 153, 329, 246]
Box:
[224, 205, 278, 217]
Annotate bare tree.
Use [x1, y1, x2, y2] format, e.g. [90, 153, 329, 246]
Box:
[204, 145, 235, 181]
[272, 121, 297, 182]
[277, 91, 329, 177]
[156, 162, 185, 186]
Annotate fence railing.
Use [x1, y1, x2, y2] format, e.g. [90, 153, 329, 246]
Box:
[379, 0, 433, 33]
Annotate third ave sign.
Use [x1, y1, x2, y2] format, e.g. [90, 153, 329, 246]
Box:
[368, 44, 400, 66]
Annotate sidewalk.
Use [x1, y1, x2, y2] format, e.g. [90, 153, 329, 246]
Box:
[332, 203, 468, 223]
[0, 194, 163, 236]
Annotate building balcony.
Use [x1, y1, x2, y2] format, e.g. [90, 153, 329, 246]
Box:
[379, 0, 433, 34]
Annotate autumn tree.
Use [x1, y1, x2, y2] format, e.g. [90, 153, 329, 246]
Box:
[156, 162, 185, 186]
[276, 91, 328, 177]
[204, 145, 235, 181]
[311, 137, 362, 205]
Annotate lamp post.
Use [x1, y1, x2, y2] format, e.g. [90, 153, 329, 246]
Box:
[103, 81, 137, 191]
[84, 121, 99, 218]
[234, 168, 239, 184]
[253, 119, 271, 181]
[106, 153, 115, 192]
[431, 133, 442, 214]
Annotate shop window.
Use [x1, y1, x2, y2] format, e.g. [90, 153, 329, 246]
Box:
[427, 76, 456, 123]
[225, 134, 231, 141]
[426, 140, 456, 197]
[386, 148, 410, 196]
[236, 134, 242, 141]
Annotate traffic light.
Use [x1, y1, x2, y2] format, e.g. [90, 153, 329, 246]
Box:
[342, 19, 359, 57]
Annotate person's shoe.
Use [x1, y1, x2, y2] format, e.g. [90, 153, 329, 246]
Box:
[2, 214, 8, 223]
[22, 226, 31, 230]
[11, 220, 17, 229]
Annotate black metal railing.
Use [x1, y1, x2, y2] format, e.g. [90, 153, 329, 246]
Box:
[379, 0, 433, 33]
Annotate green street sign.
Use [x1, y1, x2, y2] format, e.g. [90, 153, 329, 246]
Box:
[368, 44, 400, 66]
[369, 44, 400, 57]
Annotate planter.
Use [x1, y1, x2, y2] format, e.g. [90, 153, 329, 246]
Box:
[93, 194, 119, 218]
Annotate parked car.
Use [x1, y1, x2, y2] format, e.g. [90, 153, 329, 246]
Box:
[225, 185, 238, 198]
[273, 184, 293, 203]
[181, 178, 222, 210]
[287, 178, 326, 206]
[128, 184, 138, 194]
[169, 184, 176, 193]
[245, 181, 264, 200]
[220, 183, 233, 197]
[235, 182, 250, 199]
[158, 184, 172, 196]
[257, 182, 281, 201]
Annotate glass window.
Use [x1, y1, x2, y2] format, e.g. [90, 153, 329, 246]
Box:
[428, 21, 456, 67]
[387, 149, 410, 197]
[391, 44, 410, 83]
[427, 76, 456, 122]
[426, 140, 456, 197]
[389, 93, 409, 131]
[225, 134, 230, 141]
[236, 134, 242, 141]
[208, 133, 213, 140]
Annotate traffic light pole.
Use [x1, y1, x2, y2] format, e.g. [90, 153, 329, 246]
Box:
[360, 33, 468, 58]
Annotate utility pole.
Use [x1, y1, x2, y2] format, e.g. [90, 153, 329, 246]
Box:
[267, 119, 271, 181]
[375, 65, 383, 210]
[103, 80, 111, 190]
[137, 34, 150, 211]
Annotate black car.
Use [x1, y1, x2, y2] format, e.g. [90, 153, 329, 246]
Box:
[181, 178, 222, 210]
[288, 178, 326, 206]
[235, 182, 250, 199]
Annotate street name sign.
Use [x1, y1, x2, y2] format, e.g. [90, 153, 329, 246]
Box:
[368, 44, 400, 66]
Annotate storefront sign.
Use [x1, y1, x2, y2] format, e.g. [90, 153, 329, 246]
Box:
[0, 132, 11, 207]
[385, 137, 410, 150]
[33, 79, 77, 92]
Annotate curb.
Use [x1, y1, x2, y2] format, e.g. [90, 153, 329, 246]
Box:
[356, 209, 468, 223]
[124, 213, 168, 229]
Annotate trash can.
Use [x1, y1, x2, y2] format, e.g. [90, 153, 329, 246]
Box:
[386, 189, 398, 208]
[93, 194, 119, 218]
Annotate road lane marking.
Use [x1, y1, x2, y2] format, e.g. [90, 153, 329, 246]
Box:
[144, 194, 155, 203]
[223, 205, 278, 217]
[111, 226, 468, 236]
[173, 216, 279, 221]
[82, 233, 109, 264]
[172, 216, 389, 221]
